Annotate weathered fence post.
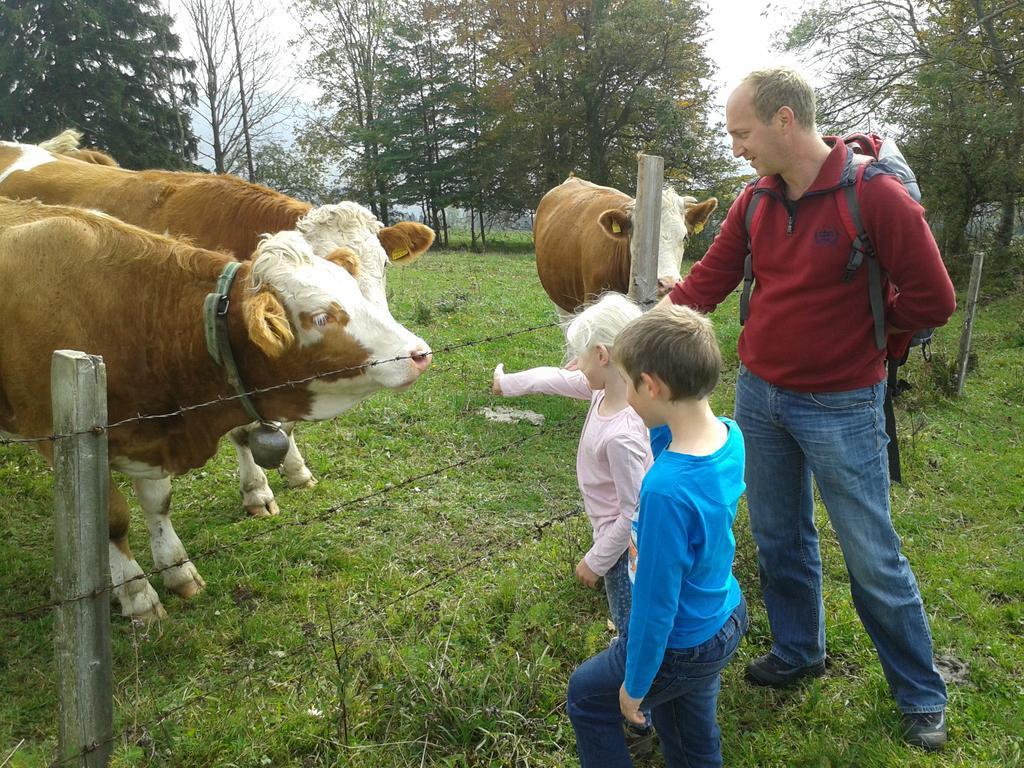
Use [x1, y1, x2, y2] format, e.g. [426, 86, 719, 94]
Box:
[52, 350, 113, 768]
[955, 250, 985, 396]
[630, 153, 664, 309]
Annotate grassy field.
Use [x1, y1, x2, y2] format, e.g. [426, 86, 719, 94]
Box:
[0, 249, 1021, 767]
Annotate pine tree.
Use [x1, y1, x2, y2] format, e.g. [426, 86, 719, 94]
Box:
[0, 0, 198, 169]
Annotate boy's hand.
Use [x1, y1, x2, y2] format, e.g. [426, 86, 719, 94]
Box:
[619, 685, 646, 725]
[492, 363, 504, 395]
[574, 558, 599, 588]
[564, 357, 579, 371]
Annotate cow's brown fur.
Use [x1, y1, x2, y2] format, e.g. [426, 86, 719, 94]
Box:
[0, 147, 310, 258]
[533, 176, 717, 312]
[0, 198, 369, 475]
[535, 178, 633, 313]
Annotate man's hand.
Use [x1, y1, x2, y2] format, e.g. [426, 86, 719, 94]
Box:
[619, 684, 646, 725]
[575, 557, 600, 588]
[492, 363, 504, 395]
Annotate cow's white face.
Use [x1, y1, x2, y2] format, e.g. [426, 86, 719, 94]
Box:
[295, 202, 392, 315]
[627, 187, 717, 297]
[654, 188, 691, 288]
[249, 232, 430, 419]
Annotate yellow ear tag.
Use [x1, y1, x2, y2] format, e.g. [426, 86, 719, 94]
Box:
[611, 221, 621, 234]
[692, 222, 705, 235]
[392, 248, 409, 259]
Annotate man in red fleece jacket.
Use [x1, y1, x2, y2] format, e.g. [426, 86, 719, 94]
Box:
[658, 67, 955, 751]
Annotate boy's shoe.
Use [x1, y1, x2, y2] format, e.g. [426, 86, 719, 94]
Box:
[624, 724, 656, 760]
[901, 711, 947, 751]
[745, 653, 826, 687]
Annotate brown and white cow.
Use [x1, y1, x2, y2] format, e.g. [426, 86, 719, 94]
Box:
[0, 198, 431, 618]
[534, 175, 718, 314]
[0, 133, 435, 516]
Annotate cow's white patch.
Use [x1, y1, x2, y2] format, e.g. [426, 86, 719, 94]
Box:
[296, 202, 392, 314]
[110, 457, 168, 479]
[251, 231, 430, 403]
[109, 541, 165, 619]
[0, 144, 56, 186]
[135, 477, 205, 596]
[650, 187, 692, 285]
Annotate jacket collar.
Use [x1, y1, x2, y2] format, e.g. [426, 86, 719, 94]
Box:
[755, 137, 849, 198]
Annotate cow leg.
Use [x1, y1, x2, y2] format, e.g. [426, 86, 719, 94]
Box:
[278, 422, 317, 489]
[134, 477, 206, 599]
[108, 483, 166, 620]
[228, 424, 280, 517]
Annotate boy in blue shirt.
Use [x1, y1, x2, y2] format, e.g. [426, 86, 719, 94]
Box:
[567, 305, 748, 768]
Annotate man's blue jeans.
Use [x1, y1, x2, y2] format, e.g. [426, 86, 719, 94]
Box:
[734, 364, 946, 714]
[567, 598, 748, 767]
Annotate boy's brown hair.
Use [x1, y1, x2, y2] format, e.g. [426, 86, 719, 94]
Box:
[612, 305, 722, 400]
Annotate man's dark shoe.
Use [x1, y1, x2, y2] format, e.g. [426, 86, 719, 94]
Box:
[745, 652, 826, 687]
[901, 711, 947, 751]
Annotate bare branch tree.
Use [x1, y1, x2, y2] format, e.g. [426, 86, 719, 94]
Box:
[182, 0, 296, 176]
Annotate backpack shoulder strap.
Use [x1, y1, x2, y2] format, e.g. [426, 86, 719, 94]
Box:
[739, 183, 767, 326]
[840, 159, 887, 350]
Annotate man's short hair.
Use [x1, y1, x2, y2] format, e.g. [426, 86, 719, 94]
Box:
[612, 305, 722, 401]
[741, 67, 816, 130]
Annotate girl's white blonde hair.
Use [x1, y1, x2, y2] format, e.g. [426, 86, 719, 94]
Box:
[565, 292, 643, 358]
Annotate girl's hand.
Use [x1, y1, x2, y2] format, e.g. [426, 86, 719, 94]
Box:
[492, 363, 504, 395]
[575, 557, 600, 588]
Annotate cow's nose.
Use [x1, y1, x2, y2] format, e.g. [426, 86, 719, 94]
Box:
[656, 277, 678, 296]
[410, 348, 432, 372]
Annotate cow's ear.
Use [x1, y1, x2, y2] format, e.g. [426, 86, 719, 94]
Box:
[324, 246, 360, 277]
[378, 222, 435, 264]
[685, 197, 718, 235]
[243, 289, 294, 359]
[599, 209, 631, 240]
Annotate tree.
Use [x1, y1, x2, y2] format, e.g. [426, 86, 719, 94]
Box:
[0, 0, 197, 168]
[782, 0, 1024, 261]
[476, 0, 730, 198]
[297, 0, 398, 222]
[251, 140, 336, 203]
[181, 0, 295, 177]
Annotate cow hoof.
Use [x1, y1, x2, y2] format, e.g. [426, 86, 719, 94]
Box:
[165, 562, 207, 599]
[287, 475, 317, 490]
[118, 582, 166, 620]
[245, 499, 279, 517]
[170, 576, 205, 599]
[281, 463, 316, 488]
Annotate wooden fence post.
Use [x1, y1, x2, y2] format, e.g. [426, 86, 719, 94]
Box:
[956, 250, 985, 396]
[630, 153, 664, 308]
[52, 350, 113, 768]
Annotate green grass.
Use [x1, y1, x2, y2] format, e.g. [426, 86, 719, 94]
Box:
[1, 249, 1021, 767]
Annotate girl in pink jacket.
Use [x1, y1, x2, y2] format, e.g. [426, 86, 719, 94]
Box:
[492, 293, 652, 638]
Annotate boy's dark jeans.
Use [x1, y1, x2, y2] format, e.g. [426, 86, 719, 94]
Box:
[568, 597, 748, 767]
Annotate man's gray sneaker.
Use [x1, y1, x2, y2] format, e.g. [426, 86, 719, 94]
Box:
[901, 711, 947, 751]
[745, 652, 826, 687]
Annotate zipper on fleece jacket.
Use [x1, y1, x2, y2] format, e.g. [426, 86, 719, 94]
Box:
[752, 179, 853, 237]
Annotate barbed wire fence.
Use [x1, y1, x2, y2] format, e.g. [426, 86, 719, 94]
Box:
[5, 300, 1008, 764]
[39, 436, 589, 765]
[1, 317, 604, 767]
